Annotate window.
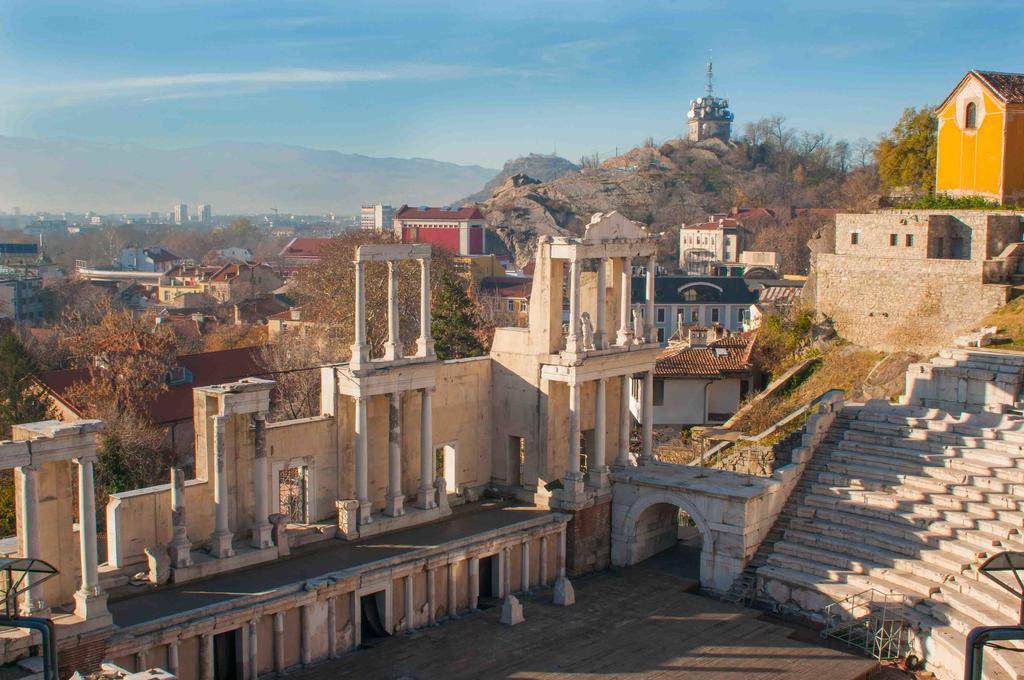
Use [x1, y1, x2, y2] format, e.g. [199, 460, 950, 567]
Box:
[657, 328, 665, 343]
[905, 234, 914, 247]
[683, 289, 697, 302]
[889, 233, 898, 246]
[653, 379, 665, 406]
[506, 299, 515, 312]
[711, 308, 720, 323]
[966, 101, 977, 129]
[656, 308, 666, 323]
[850, 232, 860, 245]
[520, 301, 528, 312]
[690, 309, 699, 322]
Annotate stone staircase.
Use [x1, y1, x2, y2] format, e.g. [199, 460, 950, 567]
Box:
[753, 349, 1024, 680]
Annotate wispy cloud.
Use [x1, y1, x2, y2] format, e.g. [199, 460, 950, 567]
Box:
[8, 63, 544, 107]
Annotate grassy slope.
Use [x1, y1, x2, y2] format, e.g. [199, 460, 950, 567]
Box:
[982, 297, 1024, 350]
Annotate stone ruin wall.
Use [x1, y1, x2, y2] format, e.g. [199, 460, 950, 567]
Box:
[815, 252, 1010, 353]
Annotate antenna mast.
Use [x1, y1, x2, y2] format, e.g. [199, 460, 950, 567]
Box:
[705, 51, 714, 97]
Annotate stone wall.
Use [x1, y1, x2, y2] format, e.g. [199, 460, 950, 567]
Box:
[815, 252, 1010, 353]
[565, 497, 611, 575]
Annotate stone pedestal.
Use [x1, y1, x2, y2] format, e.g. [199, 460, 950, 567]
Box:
[73, 589, 111, 625]
[210, 530, 234, 559]
[500, 594, 524, 626]
[336, 499, 360, 540]
[553, 576, 575, 606]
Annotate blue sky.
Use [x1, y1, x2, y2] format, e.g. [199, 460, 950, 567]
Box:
[1, 0, 1023, 168]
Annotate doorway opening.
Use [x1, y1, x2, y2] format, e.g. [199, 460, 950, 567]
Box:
[478, 554, 500, 608]
[632, 503, 702, 584]
[435, 444, 456, 495]
[507, 436, 525, 487]
[278, 464, 309, 524]
[360, 591, 389, 645]
[212, 629, 241, 680]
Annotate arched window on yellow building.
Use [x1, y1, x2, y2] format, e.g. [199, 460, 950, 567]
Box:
[965, 101, 977, 129]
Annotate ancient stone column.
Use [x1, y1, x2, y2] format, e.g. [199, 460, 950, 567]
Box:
[135, 648, 147, 672]
[74, 456, 108, 621]
[416, 387, 437, 510]
[641, 370, 654, 464]
[200, 633, 214, 680]
[590, 377, 610, 490]
[500, 545, 523, 625]
[417, 257, 435, 358]
[355, 396, 371, 525]
[403, 574, 415, 634]
[426, 567, 437, 625]
[273, 612, 285, 672]
[384, 261, 401, 361]
[616, 375, 632, 467]
[327, 598, 338, 659]
[566, 257, 581, 353]
[617, 256, 633, 346]
[251, 413, 273, 549]
[539, 535, 549, 586]
[595, 256, 607, 349]
[350, 260, 369, 370]
[447, 562, 458, 619]
[468, 556, 480, 611]
[167, 641, 180, 677]
[385, 392, 405, 517]
[520, 539, 530, 593]
[210, 415, 234, 558]
[247, 620, 259, 680]
[169, 467, 192, 567]
[645, 254, 657, 343]
[300, 605, 312, 665]
[16, 464, 45, 615]
[553, 527, 575, 606]
[564, 380, 584, 501]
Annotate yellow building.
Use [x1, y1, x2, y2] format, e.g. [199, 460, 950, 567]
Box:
[936, 70, 1024, 205]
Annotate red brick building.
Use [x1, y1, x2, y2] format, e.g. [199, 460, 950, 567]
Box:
[393, 205, 486, 255]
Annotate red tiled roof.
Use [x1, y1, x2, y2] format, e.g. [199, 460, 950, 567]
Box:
[394, 205, 484, 221]
[280, 237, 334, 259]
[38, 346, 265, 425]
[973, 70, 1024, 104]
[655, 332, 755, 379]
[145, 248, 180, 263]
[683, 218, 740, 231]
[479, 276, 532, 298]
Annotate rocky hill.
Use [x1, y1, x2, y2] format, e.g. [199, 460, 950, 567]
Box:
[474, 134, 878, 270]
[461, 153, 580, 204]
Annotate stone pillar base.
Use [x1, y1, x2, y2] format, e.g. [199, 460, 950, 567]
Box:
[251, 523, 274, 550]
[417, 339, 435, 358]
[384, 495, 405, 517]
[210, 531, 235, 559]
[500, 594, 524, 626]
[168, 541, 193, 568]
[553, 576, 575, 607]
[587, 467, 611, 491]
[336, 499, 360, 540]
[383, 342, 400, 362]
[73, 589, 111, 624]
[358, 502, 373, 526]
[416, 487, 438, 510]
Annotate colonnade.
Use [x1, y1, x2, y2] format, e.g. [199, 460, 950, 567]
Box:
[566, 253, 657, 353]
[354, 387, 436, 525]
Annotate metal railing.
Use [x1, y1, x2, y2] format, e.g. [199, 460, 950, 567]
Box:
[822, 588, 908, 661]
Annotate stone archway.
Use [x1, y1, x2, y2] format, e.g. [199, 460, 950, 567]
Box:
[611, 489, 716, 587]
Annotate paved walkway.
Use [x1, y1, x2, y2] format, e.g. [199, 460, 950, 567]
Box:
[108, 502, 551, 628]
[288, 545, 878, 680]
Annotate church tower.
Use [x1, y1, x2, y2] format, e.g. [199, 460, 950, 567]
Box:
[686, 60, 734, 143]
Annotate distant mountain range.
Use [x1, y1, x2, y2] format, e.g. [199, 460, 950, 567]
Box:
[0, 136, 498, 215]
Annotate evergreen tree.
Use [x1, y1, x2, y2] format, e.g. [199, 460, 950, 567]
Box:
[0, 333, 47, 439]
[431, 269, 487, 361]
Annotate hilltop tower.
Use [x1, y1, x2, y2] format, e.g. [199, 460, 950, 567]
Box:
[686, 60, 734, 143]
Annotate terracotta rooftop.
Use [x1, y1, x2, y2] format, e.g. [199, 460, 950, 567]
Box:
[655, 332, 755, 379]
[479, 276, 532, 299]
[38, 346, 265, 425]
[280, 237, 334, 259]
[683, 218, 740, 231]
[394, 205, 484, 221]
[973, 70, 1024, 104]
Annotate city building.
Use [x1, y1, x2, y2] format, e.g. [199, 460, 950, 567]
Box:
[394, 205, 486, 256]
[686, 60, 734, 143]
[631, 275, 759, 342]
[359, 203, 395, 232]
[935, 70, 1024, 205]
[197, 204, 212, 223]
[0, 275, 45, 322]
[171, 203, 189, 225]
[159, 262, 283, 304]
[679, 215, 779, 276]
[479, 276, 532, 327]
[0, 241, 41, 266]
[280, 236, 333, 267]
[631, 327, 755, 426]
[119, 246, 182, 273]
